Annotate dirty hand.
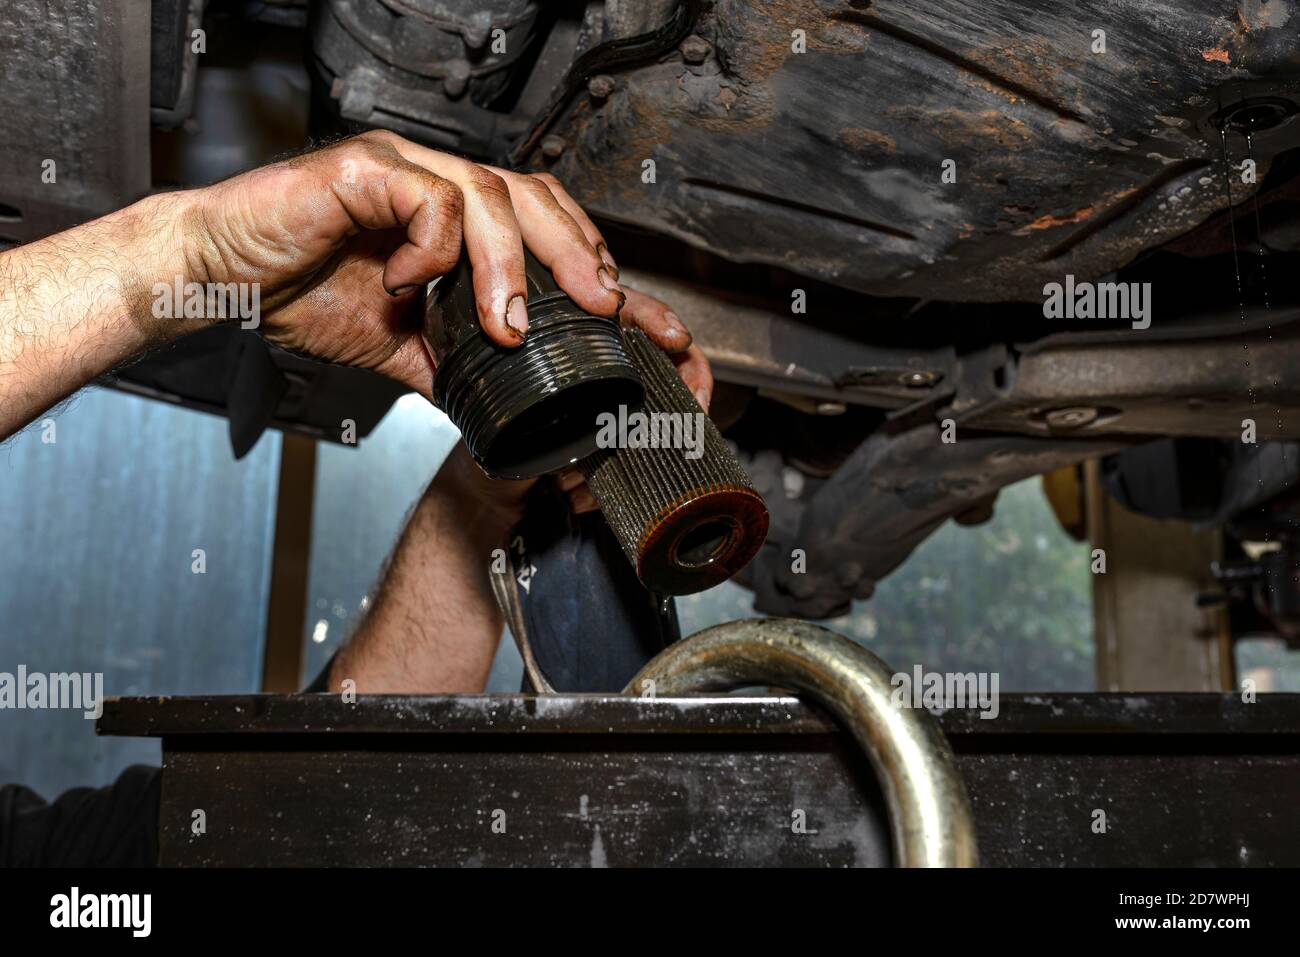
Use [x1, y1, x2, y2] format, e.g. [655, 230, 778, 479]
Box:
[181, 130, 630, 394]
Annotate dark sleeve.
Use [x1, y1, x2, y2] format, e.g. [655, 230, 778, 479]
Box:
[510, 483, 681, 692]
[0, 658, 333, 869]
[302, 655, 336, 693]
[0, 764, 161, 867]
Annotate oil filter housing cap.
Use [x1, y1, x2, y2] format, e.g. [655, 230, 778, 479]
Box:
[425, 250, 644, 480]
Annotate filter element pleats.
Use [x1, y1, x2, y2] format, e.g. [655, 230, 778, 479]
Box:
[581, 328, 769, 595]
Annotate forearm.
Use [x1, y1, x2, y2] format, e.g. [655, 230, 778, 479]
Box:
[328, 445, 526, 694]
[0, 192, 200, 439]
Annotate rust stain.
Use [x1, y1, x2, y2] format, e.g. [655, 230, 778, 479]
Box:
[1201, 47, 1231, 64]
[885, 105, 1034, 152]
[720, 0, 865, 82]
[958, 37, 1079, 107]
[840, 127, 898, 153]
[1013, 206, 1095, 235]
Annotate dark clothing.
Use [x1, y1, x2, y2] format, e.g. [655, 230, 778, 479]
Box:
[0, 764, 160, 867]
[508, 484, 679, 691]
[0, 642, 338, 867]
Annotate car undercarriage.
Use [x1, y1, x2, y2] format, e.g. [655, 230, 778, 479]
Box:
[5, 0, 1300, 627]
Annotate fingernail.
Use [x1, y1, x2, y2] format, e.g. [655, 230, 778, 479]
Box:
[597, 243, 618, 277]
[663, 310, 690, 343]
[505, 295, 528, 340]
[694, 386, 711, 413]
[597, 266, 623, 296]
[388, 282, 420, 297]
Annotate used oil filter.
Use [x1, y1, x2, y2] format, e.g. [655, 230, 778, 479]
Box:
[581, 327, 769, 595]
[425, 250, 644, 480]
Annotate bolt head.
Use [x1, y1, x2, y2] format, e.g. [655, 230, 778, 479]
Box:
[443, 60, 471, 99]
[1044, 406, 1099, 429]
[679, 34, 712, 64]
[899, 370, 939, 388]
[587, 74, 616, 99]
[463, 11, 494, 50]
[540, 135, 566, 159]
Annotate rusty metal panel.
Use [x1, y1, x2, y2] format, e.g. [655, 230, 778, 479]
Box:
[0, 0, 151, 242]
[100, 693, 1300, 867]
[159, 739, 889, 866]
[524, 0, 1300, 301]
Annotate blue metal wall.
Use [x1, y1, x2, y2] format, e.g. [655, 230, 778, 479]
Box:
[0, 387, 280, 797]
[300, 395, 523, 692]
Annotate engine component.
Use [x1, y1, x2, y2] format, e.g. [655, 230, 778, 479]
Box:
[746, 422, 1126, 618]
[581, 327, 769, 595]
[425, 249, 644, 479]
[311, 0, 547, 155]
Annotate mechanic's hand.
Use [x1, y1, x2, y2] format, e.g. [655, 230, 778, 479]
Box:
[183, 130, 626, 395]
[438, 283, 712, 518]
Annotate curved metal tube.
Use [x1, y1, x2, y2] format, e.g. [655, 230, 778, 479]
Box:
[623, 618, 979, 867]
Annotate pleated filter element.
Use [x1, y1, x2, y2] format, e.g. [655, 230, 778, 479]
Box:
[580, 327, 769, 595]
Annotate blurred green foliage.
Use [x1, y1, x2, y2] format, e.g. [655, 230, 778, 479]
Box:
[678, 478, 1095, 691]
